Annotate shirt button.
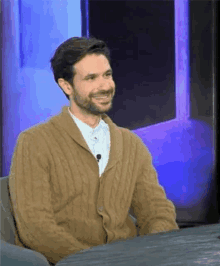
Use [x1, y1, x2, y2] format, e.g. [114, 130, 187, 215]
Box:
[98, 206, 103, 212]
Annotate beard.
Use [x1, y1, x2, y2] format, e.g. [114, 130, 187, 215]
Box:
[72, 87, 115, 115]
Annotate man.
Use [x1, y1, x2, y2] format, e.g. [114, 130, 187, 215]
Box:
[9, 37, 179, 265]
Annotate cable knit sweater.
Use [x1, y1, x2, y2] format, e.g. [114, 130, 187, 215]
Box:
[9, 106, 179, 264]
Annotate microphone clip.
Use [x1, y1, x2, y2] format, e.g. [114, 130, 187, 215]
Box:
[96, 154, 101, 162]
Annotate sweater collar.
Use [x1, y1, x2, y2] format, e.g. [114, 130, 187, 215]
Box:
[67, 107, 109, 138]
[51, 106, 123, 172]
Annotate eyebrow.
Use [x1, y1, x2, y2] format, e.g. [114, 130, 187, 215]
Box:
[84, 69, 113, 79]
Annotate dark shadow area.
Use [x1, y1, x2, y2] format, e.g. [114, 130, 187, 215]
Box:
[89, 0, 175, 130]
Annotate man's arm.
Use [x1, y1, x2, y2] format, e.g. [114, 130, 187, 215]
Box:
[130, 138, 179, 235]
[9, 131, 90, 264]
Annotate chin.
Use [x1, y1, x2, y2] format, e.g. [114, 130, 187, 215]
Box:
[99, 105, 112, 114]
[91, 102, 112, 114]
[91, 107, 111, 115]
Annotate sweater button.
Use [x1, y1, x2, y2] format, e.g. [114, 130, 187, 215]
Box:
[98, 206, 103, 212]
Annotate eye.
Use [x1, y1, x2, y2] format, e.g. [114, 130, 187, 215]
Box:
[88, 76, 96, 80]
[105, 72, 112, 77]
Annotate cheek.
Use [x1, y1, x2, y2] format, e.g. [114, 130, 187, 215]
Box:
[80, 83, 92, 95]
[106, 78, 115, 87]
[111, 80, 116, 89]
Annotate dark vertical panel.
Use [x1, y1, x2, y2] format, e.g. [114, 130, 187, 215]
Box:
[190, 1, 213, 125]
[213, 0, 219, 217]
[189, 0, 218, 223]
[212, 0, 219, 217]
[89, 0, 175, 130]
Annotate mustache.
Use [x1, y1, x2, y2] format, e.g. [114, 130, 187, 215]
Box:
[92, 88, 114, 97]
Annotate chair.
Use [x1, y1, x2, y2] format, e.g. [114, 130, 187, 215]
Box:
[1, 175, 138, 266]
[0, 176, 51, 266]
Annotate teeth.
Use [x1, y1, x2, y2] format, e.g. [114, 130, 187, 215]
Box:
[95, 96, 108, 98]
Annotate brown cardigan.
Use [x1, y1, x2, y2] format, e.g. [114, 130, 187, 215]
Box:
[9, 106, 179, 264]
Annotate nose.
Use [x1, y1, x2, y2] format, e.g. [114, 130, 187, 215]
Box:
[99, 76, 110, 87]
[98, 78, 114, 93]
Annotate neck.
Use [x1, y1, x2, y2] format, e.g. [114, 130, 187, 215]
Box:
[69, 106, 101, 128]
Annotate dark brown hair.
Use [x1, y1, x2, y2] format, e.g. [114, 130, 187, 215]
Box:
[50, 37, 111, 100]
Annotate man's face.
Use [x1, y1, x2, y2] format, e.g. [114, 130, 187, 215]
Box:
[70, 53, 116, 115]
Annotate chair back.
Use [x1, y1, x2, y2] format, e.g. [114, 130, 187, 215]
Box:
[0, 176, 16, 244]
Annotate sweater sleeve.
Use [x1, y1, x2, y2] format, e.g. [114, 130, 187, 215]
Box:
[9, 131, 90, 264]
[130, 138, 179, 235]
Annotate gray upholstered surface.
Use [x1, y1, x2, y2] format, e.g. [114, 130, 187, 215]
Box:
[1, 176, 50, 265]
[0, 176, 16, 244]
[0, 240, 50, 266]
[56, 223, 220, 266]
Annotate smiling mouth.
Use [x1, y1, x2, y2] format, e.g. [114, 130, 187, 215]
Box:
[93, 93, 113, 100]
[92, 95, 112, 104]
[94, 95, 109, 99]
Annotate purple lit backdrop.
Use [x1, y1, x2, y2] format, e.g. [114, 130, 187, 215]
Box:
[133, 0, 214, 220]
[89, 0, 217, 224]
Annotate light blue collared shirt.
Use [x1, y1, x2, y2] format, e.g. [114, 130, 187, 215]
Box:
[68, 108, 110, 177]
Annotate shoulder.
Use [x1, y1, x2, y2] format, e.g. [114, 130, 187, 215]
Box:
[16, 116, 55, 145]
[102, 114, 146, 148]
[117, 125, 152, 156]
[117, 125, 143, 142]
[114, 125, 147, 152]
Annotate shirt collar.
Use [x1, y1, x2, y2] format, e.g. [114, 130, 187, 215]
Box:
[68, 107, 108, 137]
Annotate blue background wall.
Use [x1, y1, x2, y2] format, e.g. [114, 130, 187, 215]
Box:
[1, 0, 81, 176]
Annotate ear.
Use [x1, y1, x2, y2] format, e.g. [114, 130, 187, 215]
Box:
[58, 78, 73, 97]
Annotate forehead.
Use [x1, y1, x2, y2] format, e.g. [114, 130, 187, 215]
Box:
[74, 54, 110, 76]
